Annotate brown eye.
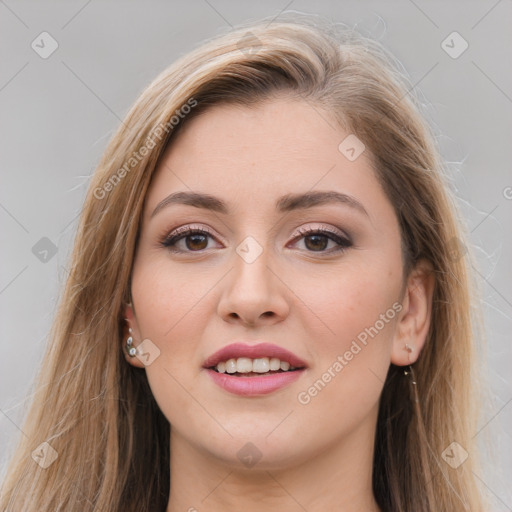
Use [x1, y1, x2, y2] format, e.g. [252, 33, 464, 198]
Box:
[292, 227, 352, 255]
[185, 233, 208, 251]
[304, 233, 329, 251]
[161, 228, 217, 253]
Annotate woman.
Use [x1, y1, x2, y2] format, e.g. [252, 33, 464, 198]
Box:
[0, 13, 485, 511]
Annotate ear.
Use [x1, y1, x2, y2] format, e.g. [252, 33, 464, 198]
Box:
[122, 303, 145, 368]
[391, 259, 435, 366]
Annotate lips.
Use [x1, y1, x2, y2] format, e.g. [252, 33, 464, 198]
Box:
[203, 342, 307, 396]
[202, 342, 307, 370]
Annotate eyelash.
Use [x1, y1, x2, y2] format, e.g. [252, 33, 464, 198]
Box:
[160, 225, 352, 256]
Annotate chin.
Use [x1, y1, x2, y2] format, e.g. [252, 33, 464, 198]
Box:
[195, 427, 311, 472]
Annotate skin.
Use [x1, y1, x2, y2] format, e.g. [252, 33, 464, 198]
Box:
[123, 97, 434, 512]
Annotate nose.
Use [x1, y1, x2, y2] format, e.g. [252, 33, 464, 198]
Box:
[217, 242, 290, 327]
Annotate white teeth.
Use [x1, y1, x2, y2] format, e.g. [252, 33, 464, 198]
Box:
[225, 358, 237, 374]
[214, 357, 299, 374]
[236, 357, 253, 373]
[252, 357, 269, 373]
[269, 357, 280, 371]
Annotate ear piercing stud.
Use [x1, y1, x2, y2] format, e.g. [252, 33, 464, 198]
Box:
[126, 327, 137, 357]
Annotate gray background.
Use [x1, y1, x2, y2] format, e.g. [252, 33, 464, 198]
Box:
[1, 0, 511, 509]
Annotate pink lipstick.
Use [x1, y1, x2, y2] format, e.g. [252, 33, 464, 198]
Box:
[203, 342, 307, 396]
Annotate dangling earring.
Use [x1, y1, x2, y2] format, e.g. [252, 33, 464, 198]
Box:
[403, 365, 417, 385]
[403, 343, 416, 385]
[126, 327, 137, 357]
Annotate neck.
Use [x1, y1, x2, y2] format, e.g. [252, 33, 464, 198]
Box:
[166, 420, 381, 512]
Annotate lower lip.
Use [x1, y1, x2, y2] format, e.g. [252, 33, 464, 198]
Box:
[205, 368, 305, 396]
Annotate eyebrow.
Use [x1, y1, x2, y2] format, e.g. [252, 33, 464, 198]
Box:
[150, 190, 369, 218]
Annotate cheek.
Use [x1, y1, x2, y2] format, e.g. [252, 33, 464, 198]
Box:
[293, 256, 402, 414]
[292, 271, 401, 441]
[130, 257, 214, 384]
[131, 257, 213, 341]
[130, 259, 216, 428]
[295, 257, 402, 360]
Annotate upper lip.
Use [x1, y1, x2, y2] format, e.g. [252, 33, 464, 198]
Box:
[203, 342, 308, 369]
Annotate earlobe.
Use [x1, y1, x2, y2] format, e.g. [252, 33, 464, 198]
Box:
[391, 260, 435, 367]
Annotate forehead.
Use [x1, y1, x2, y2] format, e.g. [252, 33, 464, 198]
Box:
[144, 98, 385, 220]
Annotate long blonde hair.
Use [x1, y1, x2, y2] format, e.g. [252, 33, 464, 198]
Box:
[0, 13, 485, 511]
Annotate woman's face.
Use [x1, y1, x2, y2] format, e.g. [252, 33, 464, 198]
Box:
[127, 98, 411, 470]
